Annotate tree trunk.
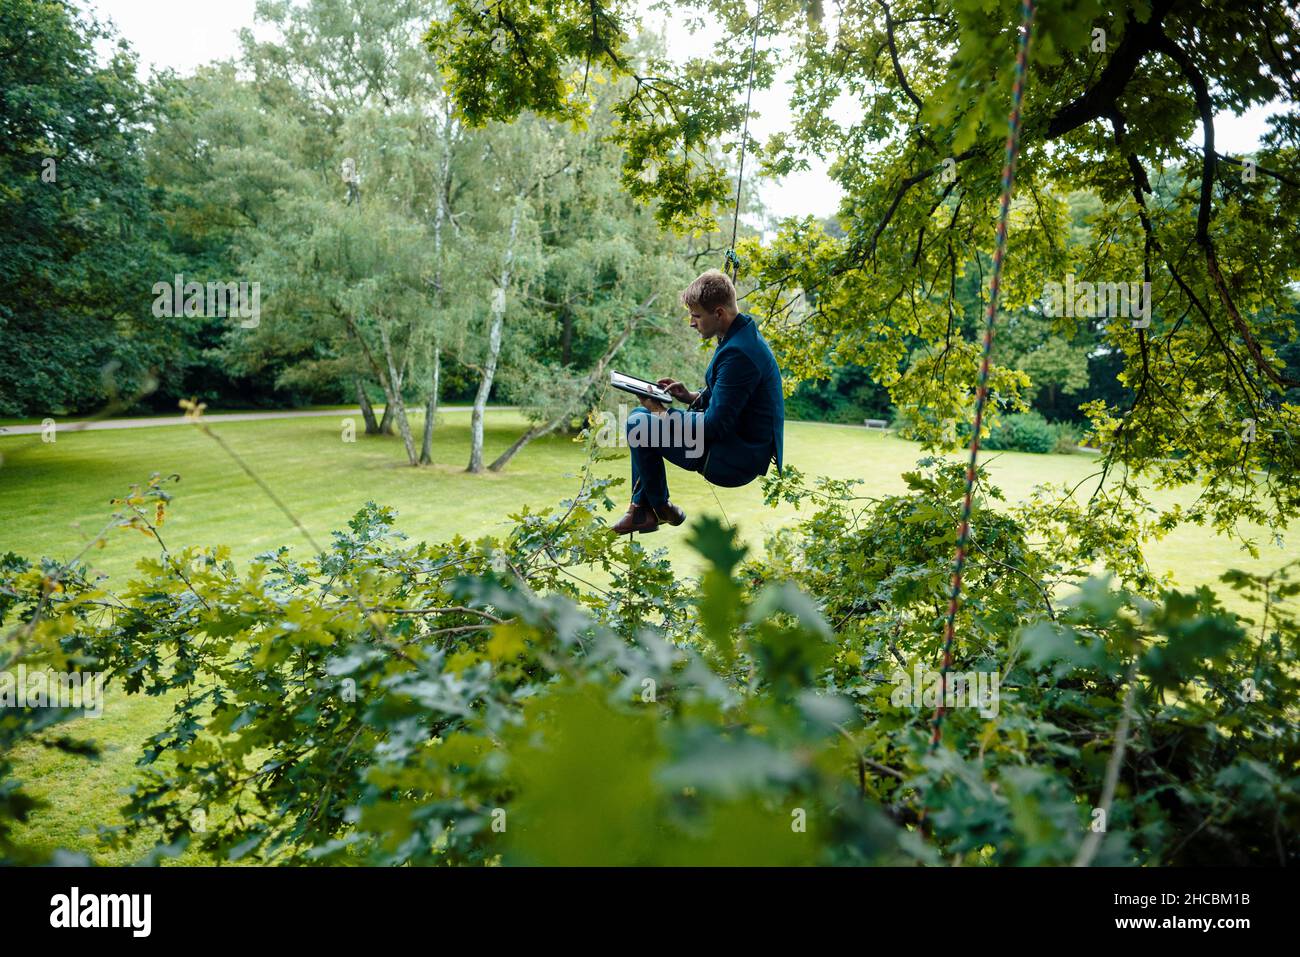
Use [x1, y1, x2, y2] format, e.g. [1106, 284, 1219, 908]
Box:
[379, 323, 419, 465]
[468, 200, 522, 473]
[343, 312, 403, 441]
[419, 344, 440, 465]
[488, 418, 558, 472]
[561, 310, 573, 366]
[420, 107, 455, 467]
[356, 380, 381, 435]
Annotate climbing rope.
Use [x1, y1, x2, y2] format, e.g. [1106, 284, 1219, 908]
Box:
[930, 0, 1036, 750]
[725, 1, 763, 283]
[708, 480, 733, 529]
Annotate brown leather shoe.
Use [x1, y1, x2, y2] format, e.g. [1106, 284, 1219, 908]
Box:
[612, 503, 658, 535]
[652, 501, 686, 526]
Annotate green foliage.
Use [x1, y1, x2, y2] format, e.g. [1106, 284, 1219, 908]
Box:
[0, 0, 169, 416]
[0, 473, 183, 864]
[3, 466, 1295, 866]
[1050, 421, 1083, 455]
[423, 1, 768, 232]
[982, 410, 1057, 454]
[0, 547, 103, 866]
[423, 0, 628, 127]
[785, 363, 892, 424]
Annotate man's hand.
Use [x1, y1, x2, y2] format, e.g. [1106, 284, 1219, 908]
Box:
[657, 378, 697, 404]
[639, 395, 667, 414]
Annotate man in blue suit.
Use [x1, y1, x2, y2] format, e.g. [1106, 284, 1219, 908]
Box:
[613, 269, 785, 535]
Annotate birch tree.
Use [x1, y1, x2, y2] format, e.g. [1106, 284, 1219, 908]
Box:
[467, 197, 524, 472]
[420, 105, 460, 464]
[238, 0, 460, 454]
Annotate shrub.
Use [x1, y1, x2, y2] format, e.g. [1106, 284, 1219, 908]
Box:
[983, 410, 1056, 453]
[1051, 421, 1084, 454]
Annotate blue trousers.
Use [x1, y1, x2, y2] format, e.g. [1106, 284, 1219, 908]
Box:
[625, 407, 706, 506]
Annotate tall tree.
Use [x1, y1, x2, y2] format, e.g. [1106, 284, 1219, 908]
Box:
[145, 63, 321, 410]
[459, 118, 547, 473]
[0, 0, 166, 416]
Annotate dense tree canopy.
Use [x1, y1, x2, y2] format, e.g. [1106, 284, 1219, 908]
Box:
[0, 0, 167, 415]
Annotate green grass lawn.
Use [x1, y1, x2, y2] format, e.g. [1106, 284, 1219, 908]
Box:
[1, 409, 1293, 863]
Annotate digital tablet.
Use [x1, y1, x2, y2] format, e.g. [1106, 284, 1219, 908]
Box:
[610, 371, 674, 404]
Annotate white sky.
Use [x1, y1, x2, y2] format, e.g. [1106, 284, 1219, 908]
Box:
[85, 0, 1279, 224]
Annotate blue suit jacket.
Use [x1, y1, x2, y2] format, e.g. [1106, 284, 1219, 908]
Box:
[689, 313, 785, 487]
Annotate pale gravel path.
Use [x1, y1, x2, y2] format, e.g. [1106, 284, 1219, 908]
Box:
[0, 406, 517, 437]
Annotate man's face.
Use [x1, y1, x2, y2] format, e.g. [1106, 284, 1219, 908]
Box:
[687, 304, 729, 340]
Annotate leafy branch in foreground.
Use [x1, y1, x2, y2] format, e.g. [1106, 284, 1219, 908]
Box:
[2, 468, 1295, 865]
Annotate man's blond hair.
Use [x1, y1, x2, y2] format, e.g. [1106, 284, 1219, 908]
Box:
[681, 269, 737, 313]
